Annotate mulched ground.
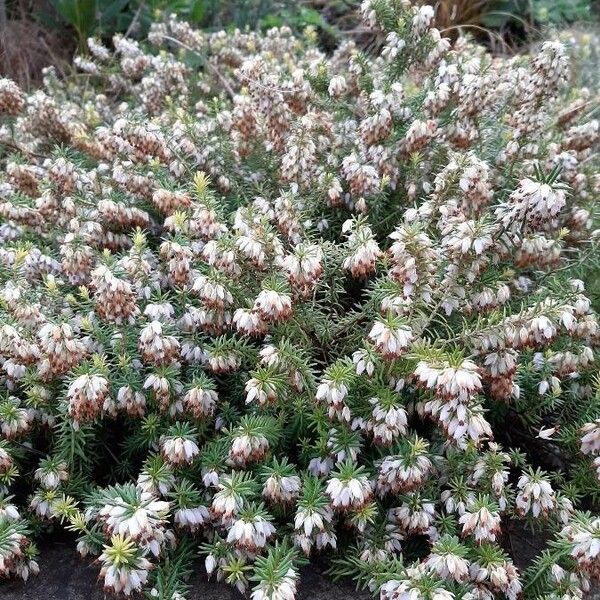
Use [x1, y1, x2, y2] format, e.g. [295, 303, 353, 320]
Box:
[2, 523, 600, 598]
[1, 534, 371, 600]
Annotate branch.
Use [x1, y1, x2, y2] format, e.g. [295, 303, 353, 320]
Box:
[0, 139, 45, 160]
[156, 34, 236, 100]
[125, 1, 145, 38]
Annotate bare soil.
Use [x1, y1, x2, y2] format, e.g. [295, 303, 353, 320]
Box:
[0, 534, 371, 600]
[0, 521, 569, 600]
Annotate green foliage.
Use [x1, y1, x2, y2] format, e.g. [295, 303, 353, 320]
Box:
[1, 2, 600, 598]
[482, 0, 593, 29]
[43, 0, 336, 50]
[45, 0, 207, 48]
[50, 0, 98, 48]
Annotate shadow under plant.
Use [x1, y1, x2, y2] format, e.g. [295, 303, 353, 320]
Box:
[1, 534, 371, 600]
[0, 523, 552, 600]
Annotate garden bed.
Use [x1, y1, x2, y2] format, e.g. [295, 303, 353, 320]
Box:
[1, 2, 600, 600]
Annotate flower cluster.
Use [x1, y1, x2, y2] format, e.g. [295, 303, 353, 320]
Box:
[0, 1, 599, 599]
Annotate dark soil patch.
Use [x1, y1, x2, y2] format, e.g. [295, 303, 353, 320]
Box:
[0, 522, 555, 600]
[0, 2, 74, 89]
[0, 532, 371, 600]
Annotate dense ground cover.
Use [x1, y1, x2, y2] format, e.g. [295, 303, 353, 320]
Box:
[0, 1, 600, 598]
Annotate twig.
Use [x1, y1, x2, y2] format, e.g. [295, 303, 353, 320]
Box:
[0, 139, 45, 159]
[38, 35, 68, 80]
[12, 440, 47, 457]
[102, 440, 119, 464]
[125, 2, 145, 38]
[506, 528, 516, 559]
[157, 34, 236, 100]
[440, 23, 511, 55]
[0, 0, 6, 31]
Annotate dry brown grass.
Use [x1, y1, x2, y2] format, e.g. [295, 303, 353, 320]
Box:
[312, 0, 519, 55]
[0, 0, 74, 89]
[433, 0, 494, 28]
[431, 0, 522, 53]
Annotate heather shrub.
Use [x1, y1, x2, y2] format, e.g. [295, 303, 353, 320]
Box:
[0, 2, 599, 599]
